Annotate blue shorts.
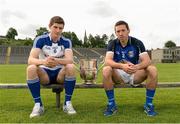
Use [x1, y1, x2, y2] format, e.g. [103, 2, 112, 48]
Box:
[41, 67, 62, 84]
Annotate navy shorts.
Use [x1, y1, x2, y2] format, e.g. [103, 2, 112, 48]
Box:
[41, 68, 61, 84]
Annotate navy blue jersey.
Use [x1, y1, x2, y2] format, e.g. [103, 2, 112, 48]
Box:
[33, 33, 72, 59]
[107, 36, 146, 64]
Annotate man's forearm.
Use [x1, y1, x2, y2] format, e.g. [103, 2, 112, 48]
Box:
[55, 58, 73, 65]
[28, 58, 45, 65]
[105, 59, 124, 69]
[136, 60, 151, 70]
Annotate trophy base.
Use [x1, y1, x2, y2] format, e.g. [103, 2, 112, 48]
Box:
[83, 80, 96, 85]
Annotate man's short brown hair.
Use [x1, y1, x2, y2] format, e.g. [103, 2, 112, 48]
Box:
[49, 16, 65, 27]
[115, 20, 129, 31]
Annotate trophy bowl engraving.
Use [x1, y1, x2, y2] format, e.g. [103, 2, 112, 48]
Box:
[73, 56, 104, 85]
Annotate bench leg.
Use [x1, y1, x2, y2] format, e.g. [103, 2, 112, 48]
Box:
[52, 88, 63, 108]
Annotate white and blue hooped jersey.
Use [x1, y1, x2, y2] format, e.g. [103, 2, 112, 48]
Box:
[33, 33, 72, 69]
[107, 36, 146, 64]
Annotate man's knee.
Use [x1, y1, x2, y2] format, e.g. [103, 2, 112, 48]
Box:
[102, 66, 112, 77]
[147, 65, 158, 78]
[26, 65, 39, 80]
[66, 64, 75, 70]
[146, 65, 158, 88]
[27, 65, 38, 73]
[65, 64, 75, 75]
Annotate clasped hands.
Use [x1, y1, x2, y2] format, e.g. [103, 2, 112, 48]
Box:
[43, 56, 58, 68]
[122, 62, 139, 74]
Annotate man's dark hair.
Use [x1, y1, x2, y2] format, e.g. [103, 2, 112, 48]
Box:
[49, 16, 65, 27]
[115, 20, 129, 30]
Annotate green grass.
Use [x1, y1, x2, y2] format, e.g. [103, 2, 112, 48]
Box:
[0, 64, 27, 83]
[156, 63, 180, 82]
[0, 63, 180, 83]
[0, 63, 180, 123]
[0, 64, 104, 84]
[0, 88, 180, 123]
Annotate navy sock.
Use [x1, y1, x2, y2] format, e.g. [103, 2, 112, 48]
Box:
[27, 78, 42, 106]
[146, 89, 156, 105]
[64, 76, 76, 104]
[105, 89, 115, 106]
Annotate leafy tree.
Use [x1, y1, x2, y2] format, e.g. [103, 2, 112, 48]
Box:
[71, 32, 82, 47]
[35, 27, 48, 37]
[88, 34, 96, 48]
[24, 40, 33, 46]
[109, 33, 115, 41]
[165, 40, 176, 48]
[0, 39, 7, 45]
[101, 34, 108, 47]
[85, 34, 107, 48]
[62, 31, 82, 47]
[94, 34, 106, 48]
[6, 27, 18, 39]
[102, 34, 108, 42]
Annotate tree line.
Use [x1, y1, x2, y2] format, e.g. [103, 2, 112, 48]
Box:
[0, 27, 116, 48]
[0, 27, 177, 48]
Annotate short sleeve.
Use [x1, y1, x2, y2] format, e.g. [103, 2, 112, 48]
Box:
[137, 40, 146, 53]
[32, 36, 44, 49]
[107, 40, 115, 52]
[61, 36, 72, 49]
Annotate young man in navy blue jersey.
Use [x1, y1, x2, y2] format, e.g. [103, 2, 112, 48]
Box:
[103, 20, 158, 116]
[27, 16, 76, 118]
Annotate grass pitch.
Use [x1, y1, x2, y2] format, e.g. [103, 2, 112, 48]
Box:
[0, 88, 180, 123]
[0, 63, 180, 83]
[0, 63, 180, 123]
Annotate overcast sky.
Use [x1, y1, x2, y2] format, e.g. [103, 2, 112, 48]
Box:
[0, 0, 180, 49]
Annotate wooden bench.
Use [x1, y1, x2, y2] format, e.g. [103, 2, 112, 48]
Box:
[0, 83, 180, 108]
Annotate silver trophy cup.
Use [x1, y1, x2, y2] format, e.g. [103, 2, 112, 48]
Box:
[74, 56, 104, 84]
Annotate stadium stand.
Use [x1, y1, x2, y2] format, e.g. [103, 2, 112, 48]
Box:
[0, 46, 106, 64]
[72, 48, 83, 58]
[9, 46, 31, 64]
[92, 48, 106, 56]
[73, 48, 106, 59]
[0, 46, 8, 64]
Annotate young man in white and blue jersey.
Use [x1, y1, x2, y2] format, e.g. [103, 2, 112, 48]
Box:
[103, 20, 158, 116]
[27, 16, 76, 118]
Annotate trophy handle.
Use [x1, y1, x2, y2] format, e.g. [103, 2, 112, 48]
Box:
[97, 55, 105, 72]
[73, 56, 80, 72]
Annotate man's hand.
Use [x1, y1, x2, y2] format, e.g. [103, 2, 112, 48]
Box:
[121, 62, 138, 74]
[44, 56, 58, 68]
